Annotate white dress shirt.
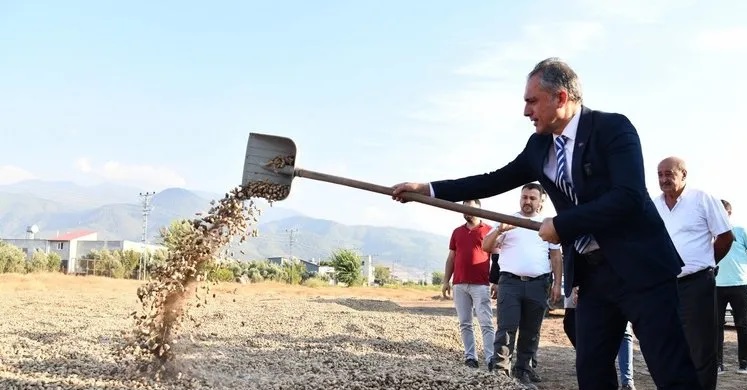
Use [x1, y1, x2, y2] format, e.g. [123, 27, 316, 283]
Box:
[654, 186, 732, 277]
[428, 108, 598, 252]
[542, 109, 599, 253]
[491, 212, 561, 277]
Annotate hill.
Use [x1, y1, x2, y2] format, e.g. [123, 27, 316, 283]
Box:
[0, 181, 450, 279]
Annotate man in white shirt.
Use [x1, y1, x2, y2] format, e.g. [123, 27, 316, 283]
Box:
[655, 156, 734, 390]
[481, 183, 562, 386]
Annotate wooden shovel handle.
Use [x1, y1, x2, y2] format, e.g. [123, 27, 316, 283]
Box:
[294, 168, 542, 231]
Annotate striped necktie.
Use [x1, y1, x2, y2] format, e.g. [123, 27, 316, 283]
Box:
[554, 135, 592, 254]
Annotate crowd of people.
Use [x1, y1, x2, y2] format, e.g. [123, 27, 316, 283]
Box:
[391, 58, 747, 390]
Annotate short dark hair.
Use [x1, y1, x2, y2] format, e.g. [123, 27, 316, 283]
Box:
[522, 182, 546, 197]
[721, 199, 731, 210]
[464, 199, 481, 207]
[528, 57, 583, 103]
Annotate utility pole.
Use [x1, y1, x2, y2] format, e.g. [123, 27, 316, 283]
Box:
[423, 257, 428, 285]
[138, 192, 155, 280]
[286, 228, 298, 260]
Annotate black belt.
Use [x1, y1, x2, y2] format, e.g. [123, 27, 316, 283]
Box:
[679, 267, 713, 282]
[578, 249, 605, 265]
[500, 272, 550, 282]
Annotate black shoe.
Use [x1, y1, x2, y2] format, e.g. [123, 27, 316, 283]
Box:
[526, 367, 542, 383]
[465, 358, 479, 368]
[488, 358, 496, 372]
[513, 370, 539, 389]
[515, 368, 542, 383]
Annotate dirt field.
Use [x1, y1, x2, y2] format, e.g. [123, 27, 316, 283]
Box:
[0, 274, 743, 389]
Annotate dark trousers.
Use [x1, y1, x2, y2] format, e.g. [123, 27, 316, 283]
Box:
[678, 269, 718, 390]
[717, 284, 747, 366]
[564, 307, 577, 348]
[493, 272, 550, 374]
[575, 258, 701, 390]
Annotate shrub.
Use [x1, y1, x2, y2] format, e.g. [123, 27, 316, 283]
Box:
[302, 277, 329, 288]
[208, 266, 236, 282]
[26, 250, 50, 273]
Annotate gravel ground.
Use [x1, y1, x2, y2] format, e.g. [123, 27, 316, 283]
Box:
[1, 274, 743, 390]
[0, 275, 528, 390]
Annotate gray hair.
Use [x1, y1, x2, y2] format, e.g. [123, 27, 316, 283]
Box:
[528, 57, 583, 103]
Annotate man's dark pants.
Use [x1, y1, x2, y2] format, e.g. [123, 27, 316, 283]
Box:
[575, 254, 702, 390]
[717, 284, 747, 367]
[678, 268, 718, 390]
[493, 272, 550, 375]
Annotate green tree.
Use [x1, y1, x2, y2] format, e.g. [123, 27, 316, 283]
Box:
[26, 249, 49, 273]
[117, 249, 142, 278]
[46, 252, 62, 272]
[0, 242, 26, 273]
[283, 259, 305, 285]
[431, 271, 444, 286]
[374, 265, 392, 285]
[159, 219, 197, 252]
[330, 248, 363, 287]
[89, 249, 126, 278]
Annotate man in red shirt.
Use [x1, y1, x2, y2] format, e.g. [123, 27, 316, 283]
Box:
[442, 199, 495, 369]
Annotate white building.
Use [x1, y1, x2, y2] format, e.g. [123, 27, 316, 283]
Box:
[2, 229, 166, 274]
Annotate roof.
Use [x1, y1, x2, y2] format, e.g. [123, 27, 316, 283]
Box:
[49, 230, 97, 241]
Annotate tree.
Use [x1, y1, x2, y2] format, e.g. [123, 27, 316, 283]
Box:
[283, 260, 305, 285]
[26, 250, 49, 273]
[0, 242, 26, 273]
[159, 219, 197, 252]
[431, 271, 444, 286]
[118, 249, 141, 278]
[330, 248, 363, 286]
[374, 265, 392, 285]
[46, 252, 62, 272]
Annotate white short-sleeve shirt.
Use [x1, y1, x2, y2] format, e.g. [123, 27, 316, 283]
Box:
[491, 212, 561, 278]
[654, 187, 732, 277]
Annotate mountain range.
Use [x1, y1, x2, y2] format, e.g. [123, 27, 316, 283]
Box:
[0, 180, 450, 279]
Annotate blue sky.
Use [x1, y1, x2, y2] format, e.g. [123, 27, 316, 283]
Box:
[1, 0, 745, 236]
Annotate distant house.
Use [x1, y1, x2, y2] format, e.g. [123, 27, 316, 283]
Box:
[2, 229, 166, 274]
[267, 255, 374, 286]
[267, 256, 320, 273]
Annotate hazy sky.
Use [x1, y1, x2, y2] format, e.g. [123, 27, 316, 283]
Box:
[1, 0, 745, 236]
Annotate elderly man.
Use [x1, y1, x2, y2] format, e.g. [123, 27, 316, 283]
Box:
[654, 156, 734, 390]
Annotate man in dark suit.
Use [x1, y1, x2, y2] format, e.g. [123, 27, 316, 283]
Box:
[392, 57, 701, 390]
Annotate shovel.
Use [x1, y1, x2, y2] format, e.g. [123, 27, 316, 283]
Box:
[242, 132, 542, 231]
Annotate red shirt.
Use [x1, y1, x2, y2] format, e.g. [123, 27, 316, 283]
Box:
[449, 222, 491, 285]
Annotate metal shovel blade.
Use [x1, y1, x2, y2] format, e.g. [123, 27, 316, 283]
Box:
[242, 132, 297, 200]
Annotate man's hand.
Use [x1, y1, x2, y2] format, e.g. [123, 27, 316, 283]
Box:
[391, 182, 430, 203]
[442, 282, 452, 299]
[572, 286, 579, 305]
[490, 283, 498, 299]
[550, 281, 561, 304]
[538, 217, 560, 244]
[499, 223, 516, 233]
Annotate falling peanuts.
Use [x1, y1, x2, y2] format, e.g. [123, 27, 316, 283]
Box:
[116, 163, 296, 380]
[117, 184, 269, 378]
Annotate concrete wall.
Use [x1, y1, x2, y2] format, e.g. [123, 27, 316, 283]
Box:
[1, 239, 50, 260]
[361, 254, 374, 286]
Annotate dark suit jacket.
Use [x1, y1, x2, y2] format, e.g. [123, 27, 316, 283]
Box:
[489, 253, 500, 284]
[431, 106, 684, 296]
